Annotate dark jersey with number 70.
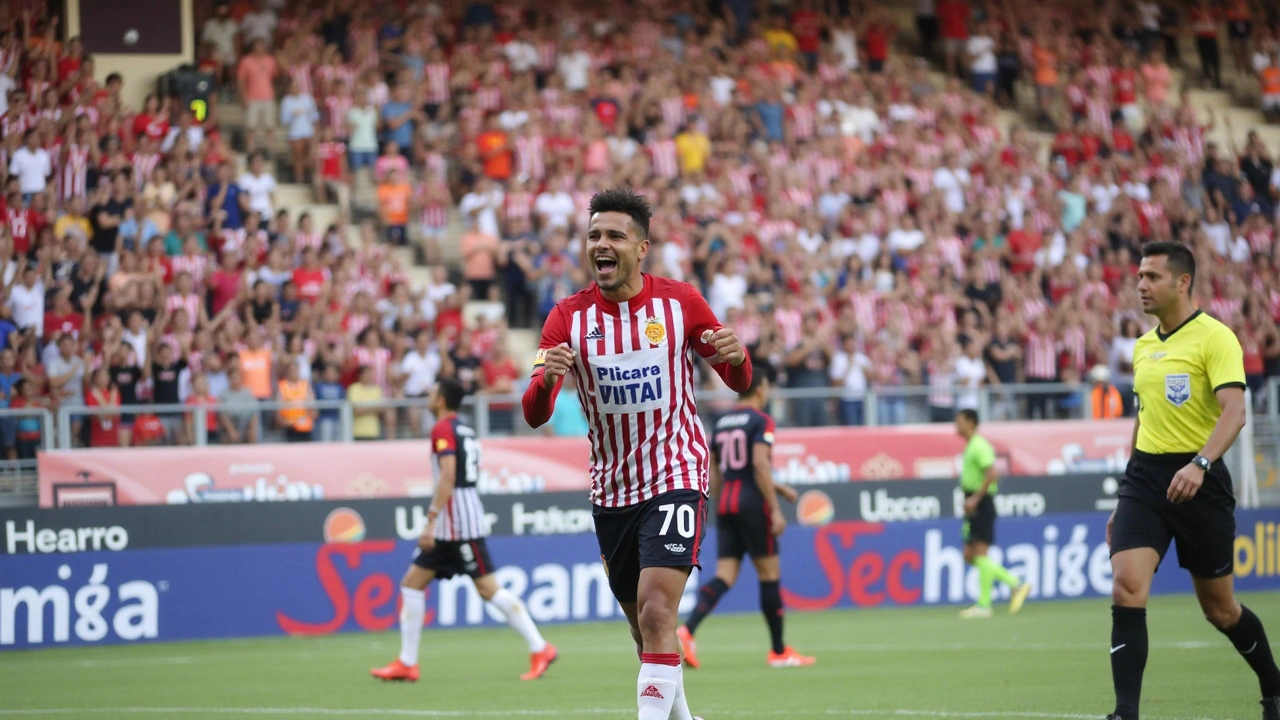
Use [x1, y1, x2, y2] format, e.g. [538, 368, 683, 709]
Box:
[710, 406, 775, 516]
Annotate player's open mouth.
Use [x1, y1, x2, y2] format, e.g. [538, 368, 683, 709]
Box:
[594, 256, 618, 276]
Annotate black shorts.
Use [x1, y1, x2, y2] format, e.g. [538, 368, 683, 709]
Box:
[412, 538, 495, 580]
[962, 493, 996, 545]
[593, 489, 708, 604]
[717, 504, 777, 559]
[1110, 450, 1236, 579]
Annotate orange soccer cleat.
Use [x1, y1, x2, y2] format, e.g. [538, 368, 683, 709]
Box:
[767, 647, 816, 668]
[676, 625, 700, 669]
[520, 643, 558, 680]
[370, 659, 419, 682]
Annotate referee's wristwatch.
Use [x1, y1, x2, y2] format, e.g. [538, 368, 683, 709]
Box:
[1191, 455, 1212, 472]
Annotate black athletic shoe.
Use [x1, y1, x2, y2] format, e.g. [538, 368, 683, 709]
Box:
[1261, 696, 1280, 720]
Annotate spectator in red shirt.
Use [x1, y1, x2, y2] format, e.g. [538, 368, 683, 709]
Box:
[480, 339, 518, 432]
[790, 0, 823, 71]
[936, 0, 971, 77]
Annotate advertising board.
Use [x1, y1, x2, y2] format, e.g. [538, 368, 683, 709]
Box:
[36, 421, 1134, 507]
[3, 510, 1278, 649]
[2, 475, 1122, 553]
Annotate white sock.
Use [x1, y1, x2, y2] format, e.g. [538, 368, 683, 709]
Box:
[489, 588, 547, 653]
[637, 656, 680, 720]
[668, 663, 694, 720]
[398, 586, 425, 666]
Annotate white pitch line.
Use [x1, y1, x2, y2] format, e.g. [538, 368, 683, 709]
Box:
[0, 708, 1238, 720]
[1, 640, 1253, 671]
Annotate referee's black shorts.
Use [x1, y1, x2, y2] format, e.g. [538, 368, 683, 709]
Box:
[962, 493, 997, 545]
[1109, 449, 1237, 578]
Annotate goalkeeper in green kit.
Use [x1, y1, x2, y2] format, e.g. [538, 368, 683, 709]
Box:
[954, 409, 1032, 619]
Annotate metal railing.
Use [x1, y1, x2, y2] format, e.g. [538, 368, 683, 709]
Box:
[3, 380, 1272, 508]
[36, 379, 1280, 446]
[43, 381, 1100, 449]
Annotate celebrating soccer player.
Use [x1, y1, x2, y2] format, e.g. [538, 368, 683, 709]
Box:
[953, 408, 1032, 619]
[523, 187, 752, 720]
[1107, 242, 1280, 720]
[676, 363, 815, 668]
[372, 378, 557, 683]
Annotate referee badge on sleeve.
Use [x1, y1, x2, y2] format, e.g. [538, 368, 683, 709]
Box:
[1165, 373, 1191, 407]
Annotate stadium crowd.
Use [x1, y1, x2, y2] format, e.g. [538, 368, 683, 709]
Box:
[0, 0, 1279, 451]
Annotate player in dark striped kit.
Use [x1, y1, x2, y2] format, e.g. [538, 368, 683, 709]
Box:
[371, 378, 557, 683]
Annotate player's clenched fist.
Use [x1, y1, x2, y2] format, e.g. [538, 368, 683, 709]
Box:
[541, 343, 575, 389]
[701, 328, 746, 366]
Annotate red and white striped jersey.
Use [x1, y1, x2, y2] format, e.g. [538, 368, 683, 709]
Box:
[476, 85, 502, 113]
[848, 290, 880, 332]
[773, 307, 804, 350]
[424, 62, 451, 104]
[323, 94, 352, 137]
[514, 134, 546, 180]
[1058, 326, 1087, 373]
[352, 345, 391, 391]
[504, 190, 534, 224]
[648, 139, 678, 179]
[659, 97, 685, 135]
[58, 143, 90, 201]
[431, 414, 488, 541]
[1248, 228, 1274, 255]
[165, 292, 202, 329]
[526, 275, 751, 507]
[727, 167, 754, 196]
[171, 255, 209, 286]
[1209, 296, 1243, 323]
[131, 152, 161, 190]
[1024, 331, 1058, 380]
[787, 103, 816, 140]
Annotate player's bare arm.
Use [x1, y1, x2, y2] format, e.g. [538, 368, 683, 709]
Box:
[1167, 386, 1246, 504]
[751, 442, 786, 536]
[422, 453, 457, 552]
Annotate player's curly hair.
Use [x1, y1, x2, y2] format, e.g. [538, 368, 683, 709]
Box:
[588, 187, 651, 240]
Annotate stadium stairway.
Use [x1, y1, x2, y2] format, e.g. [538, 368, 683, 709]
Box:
[213, 99, 542, 370]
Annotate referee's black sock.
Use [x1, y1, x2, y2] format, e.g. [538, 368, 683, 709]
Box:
[1219, 605, 1280, 698]
[684, 577, 729, 635]
[760, 581, 785, 655]
[1111, 605, 1148, 719]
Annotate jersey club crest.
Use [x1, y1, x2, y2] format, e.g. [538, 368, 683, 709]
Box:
[1164, 373, 1191, 407]
[644, 317, 665, 346]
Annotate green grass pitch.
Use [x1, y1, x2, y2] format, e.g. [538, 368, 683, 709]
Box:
[1, 592, 1278, 719]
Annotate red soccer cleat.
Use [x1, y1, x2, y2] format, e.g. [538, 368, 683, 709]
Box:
[767, 647, 816, 668]
[520, 642, 558, 680]
[370, 659, 419, 682]
[676, 625, 700, 669]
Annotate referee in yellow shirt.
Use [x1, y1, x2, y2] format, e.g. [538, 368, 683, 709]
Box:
[1107, 242, 1280, 720]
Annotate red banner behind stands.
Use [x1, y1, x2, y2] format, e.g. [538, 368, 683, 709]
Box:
[37, 420, 1134, 507]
